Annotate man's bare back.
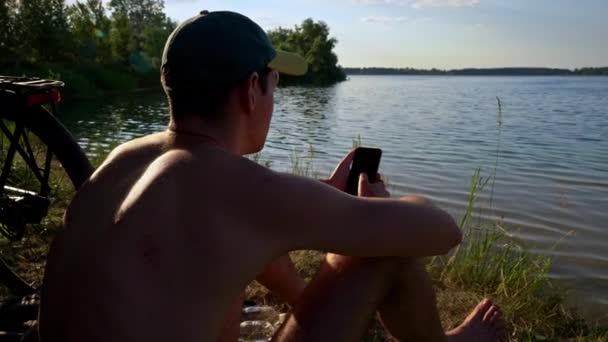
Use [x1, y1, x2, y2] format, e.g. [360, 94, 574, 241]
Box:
[40, 132, 505, 342]
[41, 132, 287, 341]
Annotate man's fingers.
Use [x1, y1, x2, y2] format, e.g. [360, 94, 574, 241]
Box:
[325, 149, 358, 192]
[358, 173, 369, 196]
[330, 148, 357, 177]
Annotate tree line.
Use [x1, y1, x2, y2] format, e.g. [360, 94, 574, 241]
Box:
[1, 1, 346, 97]
[267, 19, 346, 86]
[1, 0, 177, 96]
[344, 67, 608, 76]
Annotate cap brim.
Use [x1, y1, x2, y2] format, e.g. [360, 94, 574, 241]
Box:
[268, 50, 308, 76]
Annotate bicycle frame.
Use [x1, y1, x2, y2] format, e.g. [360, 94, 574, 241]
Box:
[0, 77, 66, 296]
[0, 80, 63, 239]
[0, 118, 54, 196]
[0, 76, 94, 301]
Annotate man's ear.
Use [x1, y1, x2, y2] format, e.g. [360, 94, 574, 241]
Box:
[242, 71, 259, 115]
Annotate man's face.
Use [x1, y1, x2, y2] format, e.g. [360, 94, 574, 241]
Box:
[247, 69, 279, 153]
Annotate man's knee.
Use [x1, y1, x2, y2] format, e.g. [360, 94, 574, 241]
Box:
[325, 253, 395, 270]
[324, 254, 419, 283]
[400, 195, 434, 207]
[325, 253, 357, 269]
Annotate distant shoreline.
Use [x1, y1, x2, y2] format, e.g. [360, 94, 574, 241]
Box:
[343, 67, 608, 76]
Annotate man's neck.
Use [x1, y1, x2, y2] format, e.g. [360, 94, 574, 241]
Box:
[168, 118, 241, 154]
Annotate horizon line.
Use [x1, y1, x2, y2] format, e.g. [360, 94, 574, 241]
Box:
[340, 66, 608, 70]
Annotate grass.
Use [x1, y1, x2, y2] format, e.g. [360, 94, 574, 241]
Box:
[427, 168, 603, 340]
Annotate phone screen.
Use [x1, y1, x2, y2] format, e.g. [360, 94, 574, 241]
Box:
[346, 147, 383, 195]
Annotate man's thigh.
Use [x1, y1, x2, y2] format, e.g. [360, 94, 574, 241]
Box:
[272, 255, 396, 342]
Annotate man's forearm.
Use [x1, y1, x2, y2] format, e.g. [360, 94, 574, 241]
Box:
[256, 254, 306, 306]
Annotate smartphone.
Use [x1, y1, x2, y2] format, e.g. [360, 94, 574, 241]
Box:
[346, 147, 383, 195]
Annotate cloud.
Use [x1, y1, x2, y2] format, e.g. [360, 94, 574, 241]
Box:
[353, 0, 410, 4]
[253, 15, 287, 29]
[361, 16, 409, 24]
[411, 0, 480, 8]
[352, 0, 480, 8]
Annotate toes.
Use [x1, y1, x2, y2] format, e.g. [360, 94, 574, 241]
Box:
[469, 298, 493, 321]
[482, 305, 499, 323]
[489, 309, 502, 324]
[481, 298, 493, 308]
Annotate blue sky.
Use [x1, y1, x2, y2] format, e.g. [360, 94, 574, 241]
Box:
[164, 0, 607, 69]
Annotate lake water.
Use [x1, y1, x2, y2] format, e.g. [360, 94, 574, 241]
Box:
[60, 76, 608, 320]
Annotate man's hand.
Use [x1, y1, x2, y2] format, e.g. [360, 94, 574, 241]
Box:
[358, 173, 390, 198]
[321, 149, 390, 198]
[320, 149, 357, 192]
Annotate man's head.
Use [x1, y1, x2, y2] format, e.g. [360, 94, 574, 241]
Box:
[161, 10, 307, 154]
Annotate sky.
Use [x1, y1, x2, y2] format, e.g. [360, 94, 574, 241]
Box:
[161, 0, 607, 69]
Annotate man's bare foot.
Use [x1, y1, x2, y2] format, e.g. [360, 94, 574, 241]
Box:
[446, 298, 507, 342]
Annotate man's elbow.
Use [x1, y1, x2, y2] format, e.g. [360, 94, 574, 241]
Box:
[401, 195, 463, 255]
[448, 224, 463, 248]
[440, 218, 463, 253]
[430, 208, 462, 254]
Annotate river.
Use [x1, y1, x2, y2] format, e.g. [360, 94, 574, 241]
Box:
[60, 75, 608, 320]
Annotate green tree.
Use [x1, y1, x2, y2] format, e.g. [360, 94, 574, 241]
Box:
[575, 67, 608, 75]
[108, 0, 168, 70]
[108, 0, 165, 49]
[15, 0, 73, 64]
[268, 19, 346, 86]
[0, 0, 176, 96]
[68, 0, 112, 63]
[0, 0, 17, 66]
[108, 10, 135, 65]
[142, 17, 177, 68]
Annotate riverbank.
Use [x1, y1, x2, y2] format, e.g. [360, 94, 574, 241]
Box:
[1, 63, 161, 99]
[245, 152, 608, 341]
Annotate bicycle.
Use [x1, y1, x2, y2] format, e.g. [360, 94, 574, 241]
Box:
[0, 76, 93, 340]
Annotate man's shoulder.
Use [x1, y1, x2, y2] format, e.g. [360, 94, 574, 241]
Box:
[107, 132, 168, 161]
[87, 133, 166, 178]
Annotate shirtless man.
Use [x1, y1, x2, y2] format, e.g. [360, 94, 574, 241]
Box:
[39, 10, 506, 342]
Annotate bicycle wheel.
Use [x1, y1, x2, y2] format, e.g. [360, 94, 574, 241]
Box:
[0, 101, 93, 297]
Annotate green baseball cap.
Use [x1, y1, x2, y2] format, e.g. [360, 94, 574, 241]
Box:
[161, 10, 307, 88]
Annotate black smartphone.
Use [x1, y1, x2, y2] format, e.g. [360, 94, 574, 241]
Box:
[346, 147, 383, 195]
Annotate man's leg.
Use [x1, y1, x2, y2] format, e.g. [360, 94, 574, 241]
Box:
[272, 254, 401, 342]
[377, 257, 447, 341]
[273, 254, 505, 342]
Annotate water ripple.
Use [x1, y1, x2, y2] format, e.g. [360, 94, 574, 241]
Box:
[60, 76, 608, 320]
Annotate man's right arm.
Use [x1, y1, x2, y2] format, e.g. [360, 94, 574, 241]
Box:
[246, 167, 462, 258]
